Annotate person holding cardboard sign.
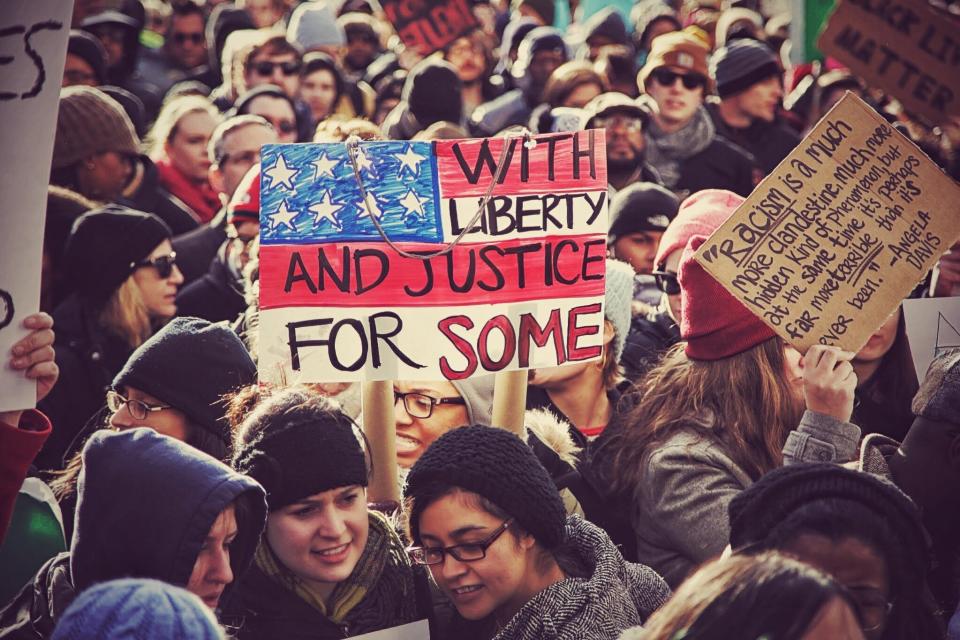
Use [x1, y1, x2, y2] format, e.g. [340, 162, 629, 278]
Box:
[593, 225, 862, 589]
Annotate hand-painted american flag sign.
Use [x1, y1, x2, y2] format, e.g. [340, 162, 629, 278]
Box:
[257, 130, 608, 384]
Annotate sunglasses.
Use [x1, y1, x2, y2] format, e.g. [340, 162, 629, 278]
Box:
[252, 60, 301, 77]
[172, 32, 204, 45]
[651, 68, 707, 91]
[131, 252, 177, 278]
[652, 269, 680, 295]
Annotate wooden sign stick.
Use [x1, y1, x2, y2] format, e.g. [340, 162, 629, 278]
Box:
[361, 380, 400, 503]
[491, 369, 528, 437]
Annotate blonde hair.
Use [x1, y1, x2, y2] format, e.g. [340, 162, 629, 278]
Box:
[146, 94, 218, 160]
[600, 337, 802, 497]
[99, 276, 153, 348]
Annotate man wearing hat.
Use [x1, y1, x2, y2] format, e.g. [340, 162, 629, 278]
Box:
[707, 39, 800, 173]
[581, 93, 662, 191]
[64, 30, 108, 87]
[638, 31, 757, 198]
[608, 182, 680, 279]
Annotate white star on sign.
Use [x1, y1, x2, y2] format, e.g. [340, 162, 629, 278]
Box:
[264, 154, 299, 190]
[394, 145, 426, 178]
[354, 146, 375, 176]
[398, 189, 426, 219]
[309, 190, 344, 229]
[356, 192, 384, 221]
[312, 151, 340, 178]
[265, 200, 300, 231]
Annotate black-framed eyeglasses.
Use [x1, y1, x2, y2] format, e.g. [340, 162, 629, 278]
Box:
[408, 519, 514, 566]
[651, 68, 707, 91]
[131, 252, 177, 278]
[172, 32, 204, 45]
[106, 389, 171, 421]
[652, 269, 680, 295]
[394, 390, 466, 419]
[847, 586, 894, 633]
[253, 60, 302, 77]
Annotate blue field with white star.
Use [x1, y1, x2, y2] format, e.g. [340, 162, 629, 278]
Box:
[259, 141, 443, 245]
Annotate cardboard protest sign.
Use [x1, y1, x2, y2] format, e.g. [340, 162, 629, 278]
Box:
[903, 296, 960, 381]
[817, 0, 960, 123]
[381, 0, 480, 57]
[257, 130, 608, 384]
[0, 1, 70, 411]
[694, 93, 960, 353]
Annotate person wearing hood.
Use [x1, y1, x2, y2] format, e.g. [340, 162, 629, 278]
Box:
[494, 18, 539, 94]
[706, 39, 800, 174]
[50, 86, 199, 235]
[382, 59, 464, 141]
[337, 13, 382, 84]
[0, 428, 267, 637]
[48, 316, 258, 545]
[36, 206, 183, 472]
[469, 27, 568, 137]
[638, 32, 758, 198]
[581, 92, 662, 191]
[582, 8, 631, 61]
[631, 2, 680, 68]
[63, 30, 108, 88]
[227, 388, 435, 639]
[81, 7, 164, 120]
[404, 424, 670, 640]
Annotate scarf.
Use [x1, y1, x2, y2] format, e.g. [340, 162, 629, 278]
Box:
[644, 106, 715, 189]
[155, 157, 220, 223]
[255, 510, 419, 628]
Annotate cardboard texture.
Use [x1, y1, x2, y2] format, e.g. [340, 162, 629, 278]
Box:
[0, 1, 71, 411]
[694, 93, 960, 353]
[903, 296, 960, 382]
[817, 0, 960, 123]
[257, 131, 608, 384]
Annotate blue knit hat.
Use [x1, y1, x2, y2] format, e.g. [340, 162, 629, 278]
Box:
[51, 579, 223, 640]
[709, 39, 781, 99]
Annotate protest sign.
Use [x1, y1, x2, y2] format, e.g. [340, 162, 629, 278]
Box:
[789, 0, 834, 63]
[817, 0, 960, 123]
[381, 0, 480, 57]
[903, 296, 960, 381]
[0, 1, 70, 411]
[257, 131, 609, 384]
[351, 619, 430, 640]
[694, 93, 960, 353]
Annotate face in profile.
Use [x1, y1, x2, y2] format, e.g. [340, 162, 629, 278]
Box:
[186, 504, 238, 609]
[131, 239, 184, 320]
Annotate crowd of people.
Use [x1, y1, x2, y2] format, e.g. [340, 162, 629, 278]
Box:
[2, 0, 960, 638]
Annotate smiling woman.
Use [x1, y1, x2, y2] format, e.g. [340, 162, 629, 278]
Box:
[227, 388, 435, 639]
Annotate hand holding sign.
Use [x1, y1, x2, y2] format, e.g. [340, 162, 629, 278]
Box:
[1, 312, 59, 427]
[801, 345, 858, 422]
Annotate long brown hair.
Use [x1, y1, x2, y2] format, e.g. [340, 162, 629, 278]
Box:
[598, 337, 803, 498]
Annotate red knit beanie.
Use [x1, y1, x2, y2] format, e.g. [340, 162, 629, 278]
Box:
[655, 189, 744, 268]
[679, 235, 776, 360]
[228, 164, 260, 227]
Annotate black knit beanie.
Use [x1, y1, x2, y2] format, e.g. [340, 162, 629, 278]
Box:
[405, 425, 567, 549]
[63, 205, 171, 305]
[608, 182, 681, 243]
[112, 317, 257, 445]
[728, 464, 929, 575]
[233, 398, 367, 511]
[709, 38, 781, 99]
[68, 29, 108, 85]
[404, 59, 463, 127]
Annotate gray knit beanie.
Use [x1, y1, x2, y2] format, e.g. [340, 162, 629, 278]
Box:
[53, 86, 140, 169]
[451, 375, 495, 425]
[605, 259, 634, 364]
[709, 39, 781, 99]
[287, 2, 345, 50]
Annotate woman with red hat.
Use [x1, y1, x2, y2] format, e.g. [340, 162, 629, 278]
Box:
[592, 190, 861, 589]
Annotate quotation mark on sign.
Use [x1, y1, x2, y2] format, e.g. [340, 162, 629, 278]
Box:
[700, 244, 720, 264]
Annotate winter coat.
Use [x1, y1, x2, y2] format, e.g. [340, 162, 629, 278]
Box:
[620, 304, 680, 384]
[171, 208, 229, 285]
[0, 428, 267, 638]
[223, 512, 436, 640]
[119, 156, 199, 236]
[706, 101, 801, 175]
[668, 135, 757, 199]
[0, 411, 51, 544]
[449, 516, 670, 640]
[630, 410, 861, 587]
[35, 295, 135, 470]
[175, 248, 247, 324]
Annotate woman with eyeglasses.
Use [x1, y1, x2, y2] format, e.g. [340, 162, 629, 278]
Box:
[404, 424, 670, 640]
[728, 464, 944, 640]
[48, 316, 258, 542]
[36, 206, 183, 471]
[227, 387, 436, 639]
[148, 95, 221, 223]
[591, 192, 863, 590]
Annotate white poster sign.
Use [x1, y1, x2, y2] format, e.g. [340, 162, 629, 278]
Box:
[903, 296, 960, 382]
